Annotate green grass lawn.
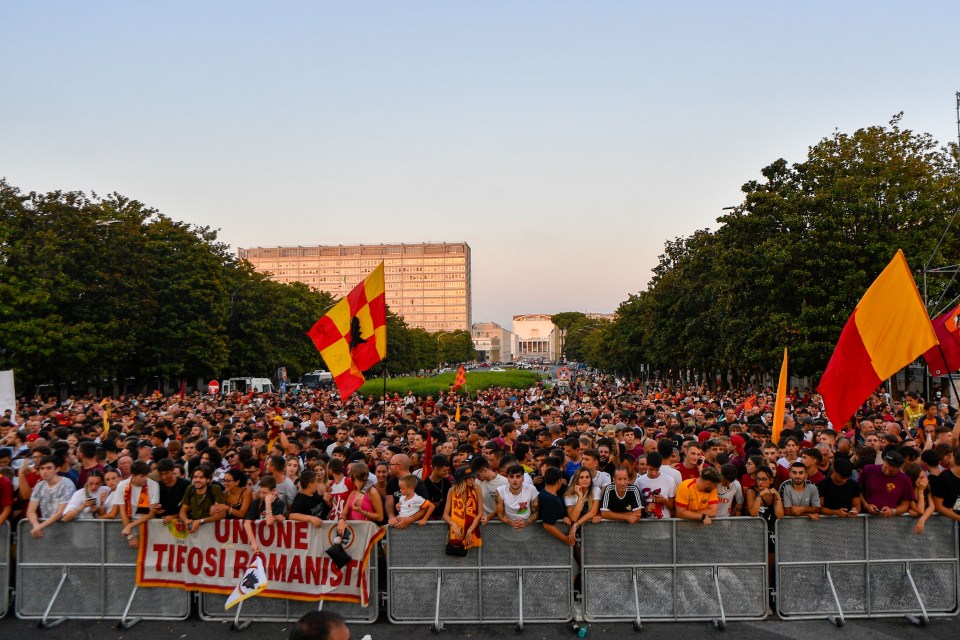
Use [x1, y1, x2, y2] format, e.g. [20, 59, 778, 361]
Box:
[359, 370, 543, 397]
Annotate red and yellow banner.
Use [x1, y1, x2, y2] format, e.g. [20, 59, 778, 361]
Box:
[453, 365, 466, 391]
[137, 519, 384, 605]
[771, 348, 788, 445]
[307, 263, 387, 399]
[923, 303, 960, 376]
[817, 250, 937, 428]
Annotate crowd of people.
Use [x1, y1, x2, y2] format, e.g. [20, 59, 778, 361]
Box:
[1, 374, 959, 607]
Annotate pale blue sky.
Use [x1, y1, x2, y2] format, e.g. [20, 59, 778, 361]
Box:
[2, 2, 958, 327]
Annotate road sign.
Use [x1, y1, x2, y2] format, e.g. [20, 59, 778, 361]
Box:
[208, 380, 220, 394]
[557, 367, 571, 381]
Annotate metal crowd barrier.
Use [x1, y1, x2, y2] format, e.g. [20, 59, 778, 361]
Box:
[15, 520, 191, 627]
[581, 517, 769, 630]
[1, 522, 9, 618]
[776, 515, 959, 625]
[199, 551, 379, 629]
[386, 521, 574, 631]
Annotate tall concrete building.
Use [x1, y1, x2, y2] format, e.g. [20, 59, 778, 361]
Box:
[237, 242, 471, 332]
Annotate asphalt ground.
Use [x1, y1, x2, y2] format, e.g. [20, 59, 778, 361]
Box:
[2, 615, 959, 640]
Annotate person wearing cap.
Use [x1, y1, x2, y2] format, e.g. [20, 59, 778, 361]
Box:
[858, 450, 914, 517]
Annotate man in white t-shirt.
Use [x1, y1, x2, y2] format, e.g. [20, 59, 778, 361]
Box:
[472, 457, 508, 523]
[108, 460, 159, 547]
[635, 452, 677, 519]
[496, 464, 539, 529]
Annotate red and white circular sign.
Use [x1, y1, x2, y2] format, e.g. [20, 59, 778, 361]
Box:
[208, 380, 220, 394]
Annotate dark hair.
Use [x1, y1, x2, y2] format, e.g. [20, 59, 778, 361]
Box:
[833, 457, 854, 478]
[543, 466, 563, 485]
[156, 458, 175, 472]
[131, 460, 151, 476]
[289, 611, 347, 640]
[505, 464, 524, 477]
[720, 463, 738, 483]
[646, 451, 663, 468]
[192, 463, 214, 480]
[790, 461, 806, 471]
[225, 468, 248, 487]
[700, 467, 722, 483]
[299, 470, 317, 488]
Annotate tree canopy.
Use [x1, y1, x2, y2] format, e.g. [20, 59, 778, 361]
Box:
[581, 115, 960, 381]
[0, 180, 470, 393]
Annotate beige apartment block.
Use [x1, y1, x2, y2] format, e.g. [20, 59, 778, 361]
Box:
[238, 242, 471, 332]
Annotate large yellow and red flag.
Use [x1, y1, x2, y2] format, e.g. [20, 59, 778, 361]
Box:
[817, 250, 936, 429]
[307, 263, 387, 399]
[771, 348, 788, 445]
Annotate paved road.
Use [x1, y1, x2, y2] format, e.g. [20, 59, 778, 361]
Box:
[1, 616, 958, 640]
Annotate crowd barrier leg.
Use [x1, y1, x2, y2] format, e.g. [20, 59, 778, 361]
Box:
[824, 565, 844, 627]
[516, 572, 524, 633]
[711, 568, 726, 631]
[631, 572, 642, 632]
[431, 572, 443, 633]
[231, 600, 252, 631]
[119, 585, 141, 629]
[40, 568, 69, 629]
[904, 564, 929, 626]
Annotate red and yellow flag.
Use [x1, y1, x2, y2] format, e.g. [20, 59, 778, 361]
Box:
[307, 263, 387, 399]
[453, 365, 466, 391]
[817, 250, 937, 429]
[923, 303, 960, 376]
[771, 348, 788, 445]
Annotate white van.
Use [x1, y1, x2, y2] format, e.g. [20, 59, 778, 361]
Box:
[221, 377, 275, 394]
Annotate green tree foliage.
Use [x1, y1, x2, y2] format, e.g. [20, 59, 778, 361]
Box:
[584, 115, 960, 379]
[438, 330, 477, 364]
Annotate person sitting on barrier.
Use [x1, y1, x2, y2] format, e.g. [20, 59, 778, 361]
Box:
[496, 464, 539, 529]
[903, 462, 935, 534]
[635, 452, 676, 520]
[107, 460, 159, 546]
[931, 445, 960, 522]
[62, 469, 109, 521]
[674, 466, 721, 525]
[26, 455, 77, 537]
[289, 610, 349, 640]
[858, 450, 914, 518]
[244, 475, 286, 554]
[178, 463, 226, 534]
[390, 474, 434, 528]
[816, 457, 861, 518]
[599, 465, 643, 524]
[442, 467, 482, 550]
[779, 462, 821, 520]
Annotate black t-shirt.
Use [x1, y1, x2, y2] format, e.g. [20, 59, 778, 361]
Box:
[158, 478, 191, 517]
[932, 470, 960, 514]
[539, 489, 567, 526]
[817, 477, 861, 510]
[423, 476, 452, 520]
[386, 476, 429, 508]
[245, 496, 287, 520]
[290, 491, 329, 520]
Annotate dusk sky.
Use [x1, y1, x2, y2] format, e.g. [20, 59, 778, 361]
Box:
[2, 2, 958, 328]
